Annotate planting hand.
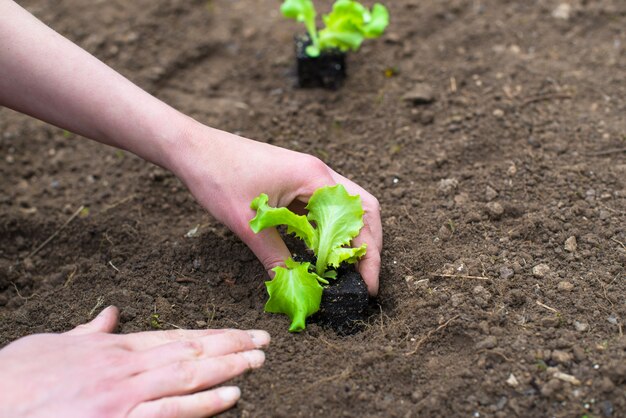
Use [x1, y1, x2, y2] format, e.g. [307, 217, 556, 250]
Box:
[0, 306, 270, 417]
[172, 125, 383, 296]
[0, 0, 382, 295]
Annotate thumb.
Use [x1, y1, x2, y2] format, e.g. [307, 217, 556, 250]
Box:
[66, 305, 119, 335]
[239, 227, 291, 277]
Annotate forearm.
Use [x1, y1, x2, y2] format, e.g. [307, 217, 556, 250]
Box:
[0, 0, 190, 170]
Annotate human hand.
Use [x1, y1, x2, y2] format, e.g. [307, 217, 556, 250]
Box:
[0, 306, 270, 418]
[170, 125, 382, 296]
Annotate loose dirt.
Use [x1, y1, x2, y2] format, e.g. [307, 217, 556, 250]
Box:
[1, 0, 625, 416]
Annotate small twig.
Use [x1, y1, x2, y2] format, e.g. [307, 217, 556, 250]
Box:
[11, 282, 38, 300]
[102, 194, 137, 213]
[403, 205, 418, 227]
[206, 302, 217, 328]
[595, 277, 614, 309]
[430, 273, 490, 281]
[536, 300, 559, 314]
[63, 266, 78, 288]
[405, 315, 460, 356]
[108, 261, 120, 272]
[26, 205, 84, 259]
[477, 349, 513, 362]
[520, 93, 572, 108]
[599, 204, 625, 215]
[318, 336, 342, 351]
[450, 76, 457, 93]
[306, 366, 352, 391]
[610, 238, 626, 251]
[584, 147, 626, 157]
[88, 296, 105, 317]
[175, 276, 198, 284]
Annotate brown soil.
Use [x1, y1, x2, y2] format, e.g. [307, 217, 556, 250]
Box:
[1, 0, 625, 416]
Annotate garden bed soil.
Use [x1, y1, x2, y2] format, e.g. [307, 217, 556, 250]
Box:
[1, 0, 625, 417]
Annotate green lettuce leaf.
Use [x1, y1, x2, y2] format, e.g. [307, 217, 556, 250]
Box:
[318, 1, 390, 52]
[250, 193, 316, 249]
[250, 185, 367, 331]
[281, 0, 320, 56]
[265, 259, 323, 332]
[305, 184, 366, 275]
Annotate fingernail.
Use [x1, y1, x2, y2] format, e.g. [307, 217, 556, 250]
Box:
[216, 386, 241, 404]
[242, 349, 265, 368]
[247, 330, 270, 347]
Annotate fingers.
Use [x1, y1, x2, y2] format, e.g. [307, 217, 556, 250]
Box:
[329, 171, 383, 296]
[128, 386, 241, 418]
[65, 305, 119, 335]
[129, 350, 265, 401]
[131, 330, 270, 370]
[120, 328, 231, 351]
[353, 228, 381, 297]
[238, 225, 291, 277]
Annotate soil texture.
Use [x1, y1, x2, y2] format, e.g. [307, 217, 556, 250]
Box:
[1, 0, 625, 417]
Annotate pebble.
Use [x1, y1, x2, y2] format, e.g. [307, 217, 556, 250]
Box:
[573, 345, 586, 361]
[451, 293, 465, 307]
[557, 281, 574, 291]
[437, 178, 458, 195]
[532, 263, 551, 278]
[22, 258, 35, 272]
[506, 374, 519, 387]
[485, 186, 498, 201]
[493, 109, 505, 118]
[476, 336, 498, 350]
[405, 275, 429, 290]
[541, 317, 561, 328]
[564, 236, 577, 252]
[551, 350, 573, 364]
[454, 192, 470, 206]
[499, 267, 514, 280]
[540, 378, 562, 397]
[466, 211, 482, 223]
[574, 321, 589, 332]
[552, 3, 572, 20]
[473, 285, 492, 307]
[402, 83, 435, 105]
[486, 202, 504, 219]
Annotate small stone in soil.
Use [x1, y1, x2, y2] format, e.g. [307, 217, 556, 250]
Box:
[486, 202, 504, 219]
[557, 281, 574, 291]
[551, 350, 573, 364]
[437, 178, 458, 195]
[500, 266, 514, 279]
[476, 336, 498, 349]
[532, 263, 551, 278]
[402, 83, 435, 105]
[564, 236, 577, 252]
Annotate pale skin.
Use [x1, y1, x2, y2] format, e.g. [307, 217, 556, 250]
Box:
[0, 0, 383, 416]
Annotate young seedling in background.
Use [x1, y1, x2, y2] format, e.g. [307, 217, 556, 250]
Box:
[281, 0, 390, 88]
[281, 0, 390, 57]
[249, 184, 367, 332]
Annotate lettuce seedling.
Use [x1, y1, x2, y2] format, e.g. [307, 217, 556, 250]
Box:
[250, 184, 367, 332]
[281, 0, 390, 57]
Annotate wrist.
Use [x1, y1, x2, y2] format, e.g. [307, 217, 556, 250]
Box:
[163, 119, 223, 194]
